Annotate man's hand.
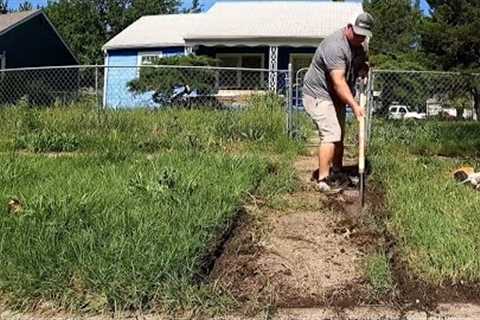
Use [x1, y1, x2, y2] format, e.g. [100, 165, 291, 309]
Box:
[352, 104, 365, 120]
[330, 70, 364, 119]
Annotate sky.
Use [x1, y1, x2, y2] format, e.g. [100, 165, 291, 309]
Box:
[7, 0, 431, 14]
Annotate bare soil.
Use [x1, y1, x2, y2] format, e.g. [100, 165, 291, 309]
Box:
[210, 152, 383, 312]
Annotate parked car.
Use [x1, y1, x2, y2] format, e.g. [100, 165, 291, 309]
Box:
[388, 105, 426, 120]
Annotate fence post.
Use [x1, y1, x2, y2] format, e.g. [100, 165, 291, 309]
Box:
[367, 69, 374, 144]
[95, 66, 99, 110]
[287, 63, 294, 137]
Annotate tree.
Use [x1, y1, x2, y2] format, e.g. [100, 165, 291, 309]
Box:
[364, 0, 430, 114]
[45, 1, 106, 64]
[363, 0, 426, 69]
[421, 0, 480, 118]
[0, 0, 8, 13]
[45, 0, 180, 64]
[184, 0, 201, 13]
[18, 1, 33, 11]
[422, 0, 480, 71]
[128, 55, 219, 107]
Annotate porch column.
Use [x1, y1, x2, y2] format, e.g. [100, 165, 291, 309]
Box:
[184, 46, 194, 55]
[268, 46, 279, 91]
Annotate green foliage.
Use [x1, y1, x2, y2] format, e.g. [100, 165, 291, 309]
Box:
[128, 55, 219, 103]
[366, 252, 393, 294]
[15, 130, 80, 153]
[364, 0, 425, 69]
[421, 1, 480, 118]
[18, 1, 33, 11]
[422, 0, 480, 71]
[216, 94, 286, 143]
[45, 0, 180, 64]
[0, 153, 268, 311]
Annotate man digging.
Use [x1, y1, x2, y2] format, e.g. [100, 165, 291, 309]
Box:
[303, 12, 374, 193]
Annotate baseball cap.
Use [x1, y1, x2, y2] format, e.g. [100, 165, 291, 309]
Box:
[353, 12, 374, 38]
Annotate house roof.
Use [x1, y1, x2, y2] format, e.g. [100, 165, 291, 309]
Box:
[103, 14, 204, 50]
[103, 0, 364, 50]
[185, 1, 364, 46]
[0, 10, 40, 35]
[0, 9, 79, 64]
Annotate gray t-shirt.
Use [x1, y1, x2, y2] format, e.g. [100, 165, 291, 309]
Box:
[303, 28, 367, 102]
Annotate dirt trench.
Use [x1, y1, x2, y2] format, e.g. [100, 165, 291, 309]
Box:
[209, 147, 384, 311]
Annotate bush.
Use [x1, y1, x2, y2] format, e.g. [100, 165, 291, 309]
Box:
[128, 55, 219, 107]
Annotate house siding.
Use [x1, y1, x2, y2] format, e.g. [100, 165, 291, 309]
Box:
[104, 45, 316, 108]
[105, 47, 184, 108]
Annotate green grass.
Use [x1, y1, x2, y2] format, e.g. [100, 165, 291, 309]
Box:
[366, 252, 394, 294]
[0, 95, 306, 312]
[0, 94, 301, 156]
[0, 153, 268, 311]
[370, 120, 480, 285]
[372, 119, 480, 159]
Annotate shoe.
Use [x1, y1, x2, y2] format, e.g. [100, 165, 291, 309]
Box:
[314, 175, 350, 194]
[331, 168, 358, 188]
[330, 168, 349, 179]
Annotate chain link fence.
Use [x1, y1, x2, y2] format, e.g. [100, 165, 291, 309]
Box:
[371, 70, 480, 121]
[4, 65, 477, 140]
[0, 66, 102, 107]
[290, 69, 480, 144]
[0, 64, 290, 111]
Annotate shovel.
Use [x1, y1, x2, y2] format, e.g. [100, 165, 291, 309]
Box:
[359, 81, 367, 207]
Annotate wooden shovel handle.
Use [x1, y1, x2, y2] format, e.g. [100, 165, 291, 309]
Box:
[358, 91, 367, 175]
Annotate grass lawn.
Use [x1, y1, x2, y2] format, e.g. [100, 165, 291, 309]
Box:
[0, 95, 305, 312]
[369, 120, 480, 286]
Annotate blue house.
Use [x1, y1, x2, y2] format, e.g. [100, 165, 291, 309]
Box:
[102, 0, 364, 108]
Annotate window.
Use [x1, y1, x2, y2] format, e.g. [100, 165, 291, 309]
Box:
[216, 54, 264, 89]
[138, 51, 163, 66]
[290, 54, 314, 79]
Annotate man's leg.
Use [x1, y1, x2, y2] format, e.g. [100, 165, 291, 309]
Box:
[332, 141, 344, 171]
[318, 143, 335, 180]
[317, 100, 344, 180]
[304, 95, 344, 187]
[332, 104, 347, 172]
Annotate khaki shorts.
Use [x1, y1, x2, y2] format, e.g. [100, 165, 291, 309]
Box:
[303, 95, 346, 143]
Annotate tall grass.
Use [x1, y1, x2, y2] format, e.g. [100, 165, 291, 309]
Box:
[370, 120, 480, 284]
[0, 94, 301, 156]
[0, 94, 306, 312]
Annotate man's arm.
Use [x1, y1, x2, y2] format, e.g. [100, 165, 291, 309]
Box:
[329, 69, 365, 119]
